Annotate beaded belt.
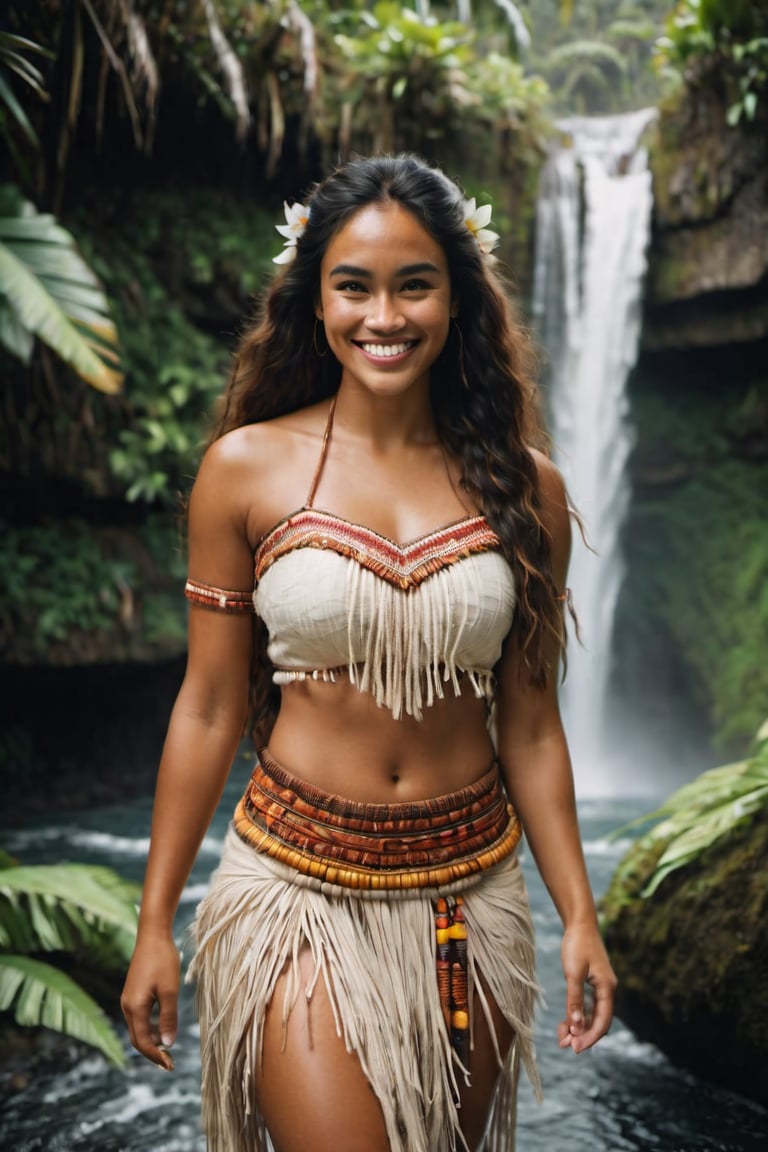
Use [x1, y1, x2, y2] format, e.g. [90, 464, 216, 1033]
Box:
[233, 747, 521, 892]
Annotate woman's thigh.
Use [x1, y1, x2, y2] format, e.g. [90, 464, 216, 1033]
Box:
[253, 948, 391, 1152]
[458, 980, 515, 1151]
[254, 951, 515, 1152]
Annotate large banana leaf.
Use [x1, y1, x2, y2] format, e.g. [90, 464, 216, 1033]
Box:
[0, 204, 123, 394]
[0, 954, 125, 1066]
[0, 863, 139, 965]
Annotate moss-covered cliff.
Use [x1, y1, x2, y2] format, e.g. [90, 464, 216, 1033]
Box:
[612, 87, 768, 759]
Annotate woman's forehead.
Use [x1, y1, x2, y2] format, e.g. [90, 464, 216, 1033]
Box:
[321, 202, 448, 269]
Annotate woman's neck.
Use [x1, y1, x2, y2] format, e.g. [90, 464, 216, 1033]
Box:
[332, 381, 438, 449]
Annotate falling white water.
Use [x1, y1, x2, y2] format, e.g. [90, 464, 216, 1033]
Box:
[533, 108, 656, 795]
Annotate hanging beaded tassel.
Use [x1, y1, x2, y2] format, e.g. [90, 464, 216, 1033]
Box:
[449, 897, 470, 1067]
[435, 897, 452, 1029]
[434, 895, 470, 1069]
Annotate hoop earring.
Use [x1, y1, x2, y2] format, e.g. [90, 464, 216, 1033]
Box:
[452, 319, 468, 389]
[313, 318, 328, 358]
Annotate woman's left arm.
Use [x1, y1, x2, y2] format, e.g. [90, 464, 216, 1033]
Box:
[495, 452, 616, 1054]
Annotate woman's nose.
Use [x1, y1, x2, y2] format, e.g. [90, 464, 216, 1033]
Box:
[365, 293, 405, 331]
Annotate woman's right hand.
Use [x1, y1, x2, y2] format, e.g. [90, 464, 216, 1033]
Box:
[121, 929, 181, 1070]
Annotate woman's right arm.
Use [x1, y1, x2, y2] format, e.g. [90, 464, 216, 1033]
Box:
[121, 437, 256, 1069]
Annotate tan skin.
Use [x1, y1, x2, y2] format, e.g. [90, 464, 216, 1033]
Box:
[121, 203, 616, 1151]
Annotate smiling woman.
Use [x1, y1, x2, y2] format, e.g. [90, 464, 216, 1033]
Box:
[120, 154, 616, 1152]
[317, 206, 457, 400]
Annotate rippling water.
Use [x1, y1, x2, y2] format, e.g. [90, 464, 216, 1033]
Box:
[2, 770, 767, 1151]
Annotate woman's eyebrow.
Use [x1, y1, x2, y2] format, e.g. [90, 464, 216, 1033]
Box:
[329, 261, 442, 277]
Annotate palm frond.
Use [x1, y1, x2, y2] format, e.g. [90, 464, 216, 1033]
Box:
[0, 201, 123, 393]
[545, 39, 627, 76]
[0, 70, 38, 144]
[0, 954, 125, 1066]
[0, 29, 52, 149]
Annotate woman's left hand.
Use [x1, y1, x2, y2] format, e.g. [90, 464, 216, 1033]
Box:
[557, 922, 617, 1053]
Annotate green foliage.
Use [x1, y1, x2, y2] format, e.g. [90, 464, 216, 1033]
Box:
[520, 0, 669, 113]
[467, 50, 550, 143]
[542, 38, 627, 107]
[0, 863, 139, 963]
[632, 467, 768, 749]
[70, 190, 276, 505]
[0, 956, 126, 1066]
[623, 378, 768, 752]
[609, 720, 768, 899]
[0, 523, 135, 653]
[655, 0, 768, 125]
[0, 858, 140, 1065]
[0, 29, 51, 151]
[0, 187, 122, 393]
[0, 514, 187, 659]
[332, 3, 475, 152]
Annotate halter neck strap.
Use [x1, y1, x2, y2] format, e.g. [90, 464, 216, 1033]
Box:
[305, 394, 337, 509]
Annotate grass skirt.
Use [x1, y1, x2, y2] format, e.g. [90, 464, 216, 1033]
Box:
[188, 816, 541, 1152]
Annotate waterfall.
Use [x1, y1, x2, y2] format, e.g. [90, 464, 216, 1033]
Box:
[532, 108, 656, 795]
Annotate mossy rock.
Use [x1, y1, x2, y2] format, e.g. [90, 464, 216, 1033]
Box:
[645, 86, 768, 315]
[601, 812, 768, 1107]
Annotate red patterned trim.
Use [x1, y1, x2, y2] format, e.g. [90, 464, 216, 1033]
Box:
[254, 510, 501, 591]
[185, 578, 254, 613]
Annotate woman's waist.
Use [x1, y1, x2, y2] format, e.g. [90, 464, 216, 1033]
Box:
[267, 688, 495, 804]
[233, 745, 520, 892]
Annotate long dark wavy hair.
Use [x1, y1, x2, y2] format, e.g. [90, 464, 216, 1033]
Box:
[210, 154, 566, 744]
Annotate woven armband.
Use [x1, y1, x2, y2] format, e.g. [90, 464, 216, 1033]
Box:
[185, 578, 254, 613]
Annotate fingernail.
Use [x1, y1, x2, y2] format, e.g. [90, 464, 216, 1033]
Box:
[161, 1033, 175, 1048]
[570, 1011, 583, 1024]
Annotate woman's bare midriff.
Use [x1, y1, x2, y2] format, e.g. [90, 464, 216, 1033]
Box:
[266, 677, 496, 803]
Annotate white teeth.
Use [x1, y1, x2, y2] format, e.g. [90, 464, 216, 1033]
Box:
[360, 342, 413, 358]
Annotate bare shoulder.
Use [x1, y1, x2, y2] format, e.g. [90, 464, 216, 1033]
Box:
[193, 403, 332, 545]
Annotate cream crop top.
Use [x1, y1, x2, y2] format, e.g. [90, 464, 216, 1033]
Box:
[185, 397, 517, 720]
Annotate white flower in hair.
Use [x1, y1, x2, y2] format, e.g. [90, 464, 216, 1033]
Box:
[273, 201, 309, 264]
[462, 197, 500, 256]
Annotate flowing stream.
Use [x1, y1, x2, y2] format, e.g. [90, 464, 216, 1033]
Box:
[1, 763, 766, 1151]
[533, 109, 657, 797]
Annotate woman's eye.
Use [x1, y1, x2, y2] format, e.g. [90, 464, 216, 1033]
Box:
[337, 280, 366, 293]
[401, 279, 431, 292]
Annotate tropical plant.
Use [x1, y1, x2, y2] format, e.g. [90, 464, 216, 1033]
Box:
[655, 0, 768, 125]
[332, 3, 475, 155]
[0, 189, 123, 393]
[610, 719, 768, 899]
[514, 0, 670, 112]
[0, 24, 123, 392]
[0, 29, 50, 155]
[0, 854, 140, 1065]
[542, 38, 627, 110]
